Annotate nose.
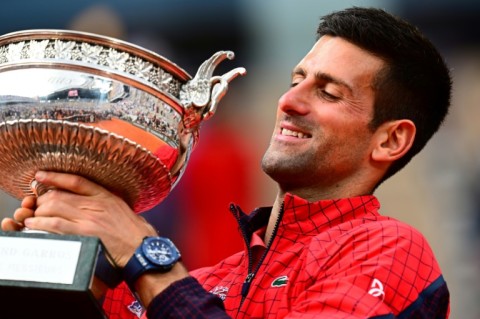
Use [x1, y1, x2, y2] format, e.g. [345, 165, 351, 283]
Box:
[278, 82, 310, 115]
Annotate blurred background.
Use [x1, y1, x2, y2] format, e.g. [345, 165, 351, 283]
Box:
[0, 0, 478, 317]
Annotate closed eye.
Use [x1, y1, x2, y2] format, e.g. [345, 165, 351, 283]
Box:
[319, 90, 339, 101]
[290, 81, 300, 88]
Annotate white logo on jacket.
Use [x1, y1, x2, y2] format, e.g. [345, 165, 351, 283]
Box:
[368, 278, 385, 300]
[210, 286, 229, 301]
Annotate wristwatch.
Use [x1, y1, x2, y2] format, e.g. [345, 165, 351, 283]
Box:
[123, 236, 181, 290]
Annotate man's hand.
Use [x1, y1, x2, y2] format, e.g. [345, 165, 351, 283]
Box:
[1, 196, 36, 231]
[1, 171, 190, 307]
[17, 170, 158, 267]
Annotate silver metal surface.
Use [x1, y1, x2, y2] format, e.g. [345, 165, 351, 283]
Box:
[0, 29, 246, 213]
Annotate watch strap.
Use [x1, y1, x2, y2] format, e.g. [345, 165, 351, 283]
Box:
[95, 246, 123, 288]
[123, 248, 150, 290]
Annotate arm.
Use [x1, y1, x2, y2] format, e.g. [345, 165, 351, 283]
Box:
[284, 267, 448, 319]
[145, 276, 230, 318]
[1, 171, 230, 318]
[284, 222, 449, 318]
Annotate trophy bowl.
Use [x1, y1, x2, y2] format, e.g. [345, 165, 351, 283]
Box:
[0, 29, 246, 213]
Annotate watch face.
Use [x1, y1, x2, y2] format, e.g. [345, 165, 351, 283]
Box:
[142, 237, 179, 266]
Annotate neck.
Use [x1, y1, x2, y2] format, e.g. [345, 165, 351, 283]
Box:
[279, 176, 375, 203]
[264, 194, 285, 245]
[263, 175, 376, 243]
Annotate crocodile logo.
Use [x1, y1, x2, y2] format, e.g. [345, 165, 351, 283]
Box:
[271, 275, 288, 287]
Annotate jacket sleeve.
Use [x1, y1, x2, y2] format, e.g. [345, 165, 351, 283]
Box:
[284, 221, 450, 318]
[146, 276, 231, 319]
[283, 273, 449, 318]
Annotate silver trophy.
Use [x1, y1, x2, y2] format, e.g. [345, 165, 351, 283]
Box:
[0, 29, 245, 318]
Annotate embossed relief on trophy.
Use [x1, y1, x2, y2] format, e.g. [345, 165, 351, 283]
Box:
[0, 30, 245, 214]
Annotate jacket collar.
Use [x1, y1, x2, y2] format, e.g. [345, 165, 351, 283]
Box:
[280, 193, 381, 235]
[235, 193, 381, 239]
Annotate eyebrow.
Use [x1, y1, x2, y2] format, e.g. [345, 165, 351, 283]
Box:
[292, 67, 354, 95]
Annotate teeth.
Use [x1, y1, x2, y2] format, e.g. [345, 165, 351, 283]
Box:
[281, 128, 309, 138]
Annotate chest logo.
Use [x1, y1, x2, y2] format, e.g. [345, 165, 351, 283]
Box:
[210, 286, 229, 301]
[127, 300, 144, 318]
[271, 275, 289, 287]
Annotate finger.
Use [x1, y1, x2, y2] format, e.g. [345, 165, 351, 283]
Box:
[1, 218, 23, 231]
[13, 207, 35, 223]
[35, 171, 105, 196]
[34, 190, 81, 220]
[24, 216, 76, 235]
[21, 196, 36, 209]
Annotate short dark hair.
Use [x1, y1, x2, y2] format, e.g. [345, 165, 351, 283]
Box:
[317, 7, 452, 186]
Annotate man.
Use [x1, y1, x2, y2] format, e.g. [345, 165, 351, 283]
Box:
[1, 7, 451, 318]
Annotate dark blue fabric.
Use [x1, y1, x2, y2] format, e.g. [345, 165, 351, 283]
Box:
[146, 276, 230, 319]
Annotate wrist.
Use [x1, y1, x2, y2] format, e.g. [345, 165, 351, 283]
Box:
[133, 262, 189, 308]
[123, 236, 182, 293]
[94, 245, 123, 288]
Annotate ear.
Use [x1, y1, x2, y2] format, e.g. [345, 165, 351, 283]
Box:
[371, 120, 416, 163]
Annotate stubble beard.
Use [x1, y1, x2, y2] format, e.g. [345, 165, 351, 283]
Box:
[261, 143, 321, 187]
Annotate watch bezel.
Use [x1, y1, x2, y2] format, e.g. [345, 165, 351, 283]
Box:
[140, 236, 180, 267]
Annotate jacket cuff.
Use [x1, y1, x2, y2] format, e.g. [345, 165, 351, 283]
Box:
[146, 276, 229, 318]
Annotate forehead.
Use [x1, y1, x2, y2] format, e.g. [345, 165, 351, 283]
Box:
[297, 35, 385, 90]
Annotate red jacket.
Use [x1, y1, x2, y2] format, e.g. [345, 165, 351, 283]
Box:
[191, 194, 449, 318]
[103, 194, 449, 318]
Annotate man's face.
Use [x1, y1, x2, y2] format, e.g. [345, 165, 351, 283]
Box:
[261, 35, 385, 197]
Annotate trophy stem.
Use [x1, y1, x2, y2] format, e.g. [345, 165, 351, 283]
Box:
[17, 179, 51, 234]
[31, 179, 54, 197]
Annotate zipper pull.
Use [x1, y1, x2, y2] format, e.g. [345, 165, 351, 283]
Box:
[241, 273, 254, 297]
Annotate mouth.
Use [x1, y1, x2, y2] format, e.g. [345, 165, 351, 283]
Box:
[280, 127, 311, 139]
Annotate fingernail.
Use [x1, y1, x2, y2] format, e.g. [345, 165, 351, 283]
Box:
[24, 218, 32, 227]
[35, 171, 46, 181]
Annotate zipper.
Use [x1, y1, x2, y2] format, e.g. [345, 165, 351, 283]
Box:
[238, 202, 285, 309]
[241, 273, 254, 297]
[229, 204, 254, 299]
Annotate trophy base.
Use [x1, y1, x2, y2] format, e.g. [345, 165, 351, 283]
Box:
[0, 285, 106, 319]
[0, 231, 106, 319]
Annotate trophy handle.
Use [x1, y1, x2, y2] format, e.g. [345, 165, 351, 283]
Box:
[203, 67, 246, 120]
[179, 51, 246, 130]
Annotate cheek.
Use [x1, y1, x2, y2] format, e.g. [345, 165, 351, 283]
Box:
[319, 120, 372, 157]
